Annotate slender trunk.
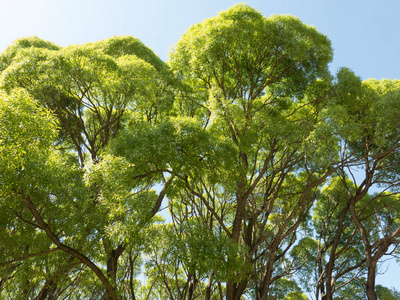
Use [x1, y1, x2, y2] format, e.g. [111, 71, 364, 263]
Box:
[205, 270, 214, 300]
[218, 282, 224, 300]
[324, 200, 352, 300]
[366, 261, 377, 300]
[187, 277, 197, 300]
[257, 250, 278, 300]
[128, 252, 137, 300]
[105, 243, 125, 285]
[226, 188, 246, 300]
[317, 247, 325, 300]
[349, 199, 376, 300]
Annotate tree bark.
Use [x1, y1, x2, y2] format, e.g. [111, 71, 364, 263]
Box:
[104, 242, 125, 285]
[205, 269, 214, 300]
[365, 261, 377, 300]
[324, 203, 350, 300]
[226, 183, 247, 300]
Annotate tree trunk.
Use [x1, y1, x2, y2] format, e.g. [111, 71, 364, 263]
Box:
[128, 252, 137, 300]
[205, 269, 214, 300]
[105, 243, 125, 285]
[226, 189, 246, 300]
[226, 277, 249, 300]
[257, 251, 277, 300]
[366, 262, 377, 300]
[317, 247, 325, 300]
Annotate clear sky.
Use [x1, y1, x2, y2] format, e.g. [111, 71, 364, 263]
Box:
[1, 0, 400, 80]
[1, 0, 400, 293]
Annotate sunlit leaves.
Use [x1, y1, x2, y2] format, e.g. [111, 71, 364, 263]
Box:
[0, 89, 58, 190]
[170, 3, 332, 104]
[1, 4, 400, 299]
[1, 37, 173, 165]
[0, 36, 60, 72]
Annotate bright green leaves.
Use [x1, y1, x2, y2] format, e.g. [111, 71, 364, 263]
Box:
[1, 4, 400, 299]
[142, 220, 244, 298]
[329, 69, 400, 146]
[90, 36, 166, 72]
[266, 14, 332, 93]
[269, 278, 307, 300]
[313, 177, 353, 226]
[327, 69, 400, 186]
[0, 87, 85, 216]
[362, 192, 400, 237]
[1, 36, 174, 165]
[0, 89, 58, 187]
[90, 36, 176, 122]
[150, 221, 232, 278]
[170, 3, 332, 103]
[167, 6, 337, 298]
[169, 2, 334, 183]
[0, 88, 56, 148]
[0, 88, 91, 298]
[0, 35, 175, 298]
[0, 36, 60, 72]
[85, 155, 160, 247]
[111, 116, 236, 183]
[365, 79, 400, 143]
[334, 67, 363, 108]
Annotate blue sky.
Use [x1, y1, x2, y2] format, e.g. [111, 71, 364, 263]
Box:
[1, 0, 400, 80]
[1, 0, 400, 293]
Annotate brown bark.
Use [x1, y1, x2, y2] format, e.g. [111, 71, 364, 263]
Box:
[205, 269, 214, 300]
[102, 237, 125, 287]
[128, 252, 137, 300]
[226, 180, 247, 300]
[323, 203, 350, 300]
[257, 255, 276, 300]
[365, 261, 377, 300]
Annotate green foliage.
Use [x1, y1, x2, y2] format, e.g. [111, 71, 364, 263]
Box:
[170, 3, 332, 100]
[376, 285, 400, 300]
[0, 36, 60, 72]
[0, 37, 173, 165]
[0, 34, 172, 299]
[267, 278, 306, 300]
[90, 35, 166, 71]
[1, 4, 400, 300]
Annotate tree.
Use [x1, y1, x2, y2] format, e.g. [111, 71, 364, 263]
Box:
[168, 3, 341, 299]
[326, 71, 400, 300]
[317, 177, 365, 299]
[2, 4, 400, 300]
[0, 36, 174, 299]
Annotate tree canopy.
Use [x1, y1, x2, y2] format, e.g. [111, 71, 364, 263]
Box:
[1, 4, 400, 300]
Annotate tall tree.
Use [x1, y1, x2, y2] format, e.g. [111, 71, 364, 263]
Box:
[168, 3, 340, 299]
[0, 36, 174, 299]
[325, 70, 400, 300]
[291, 177, 366, 300]
[2, 5, 400, 300]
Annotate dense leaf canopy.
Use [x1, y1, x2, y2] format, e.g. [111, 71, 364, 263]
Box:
[1, 4, 400, 300]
